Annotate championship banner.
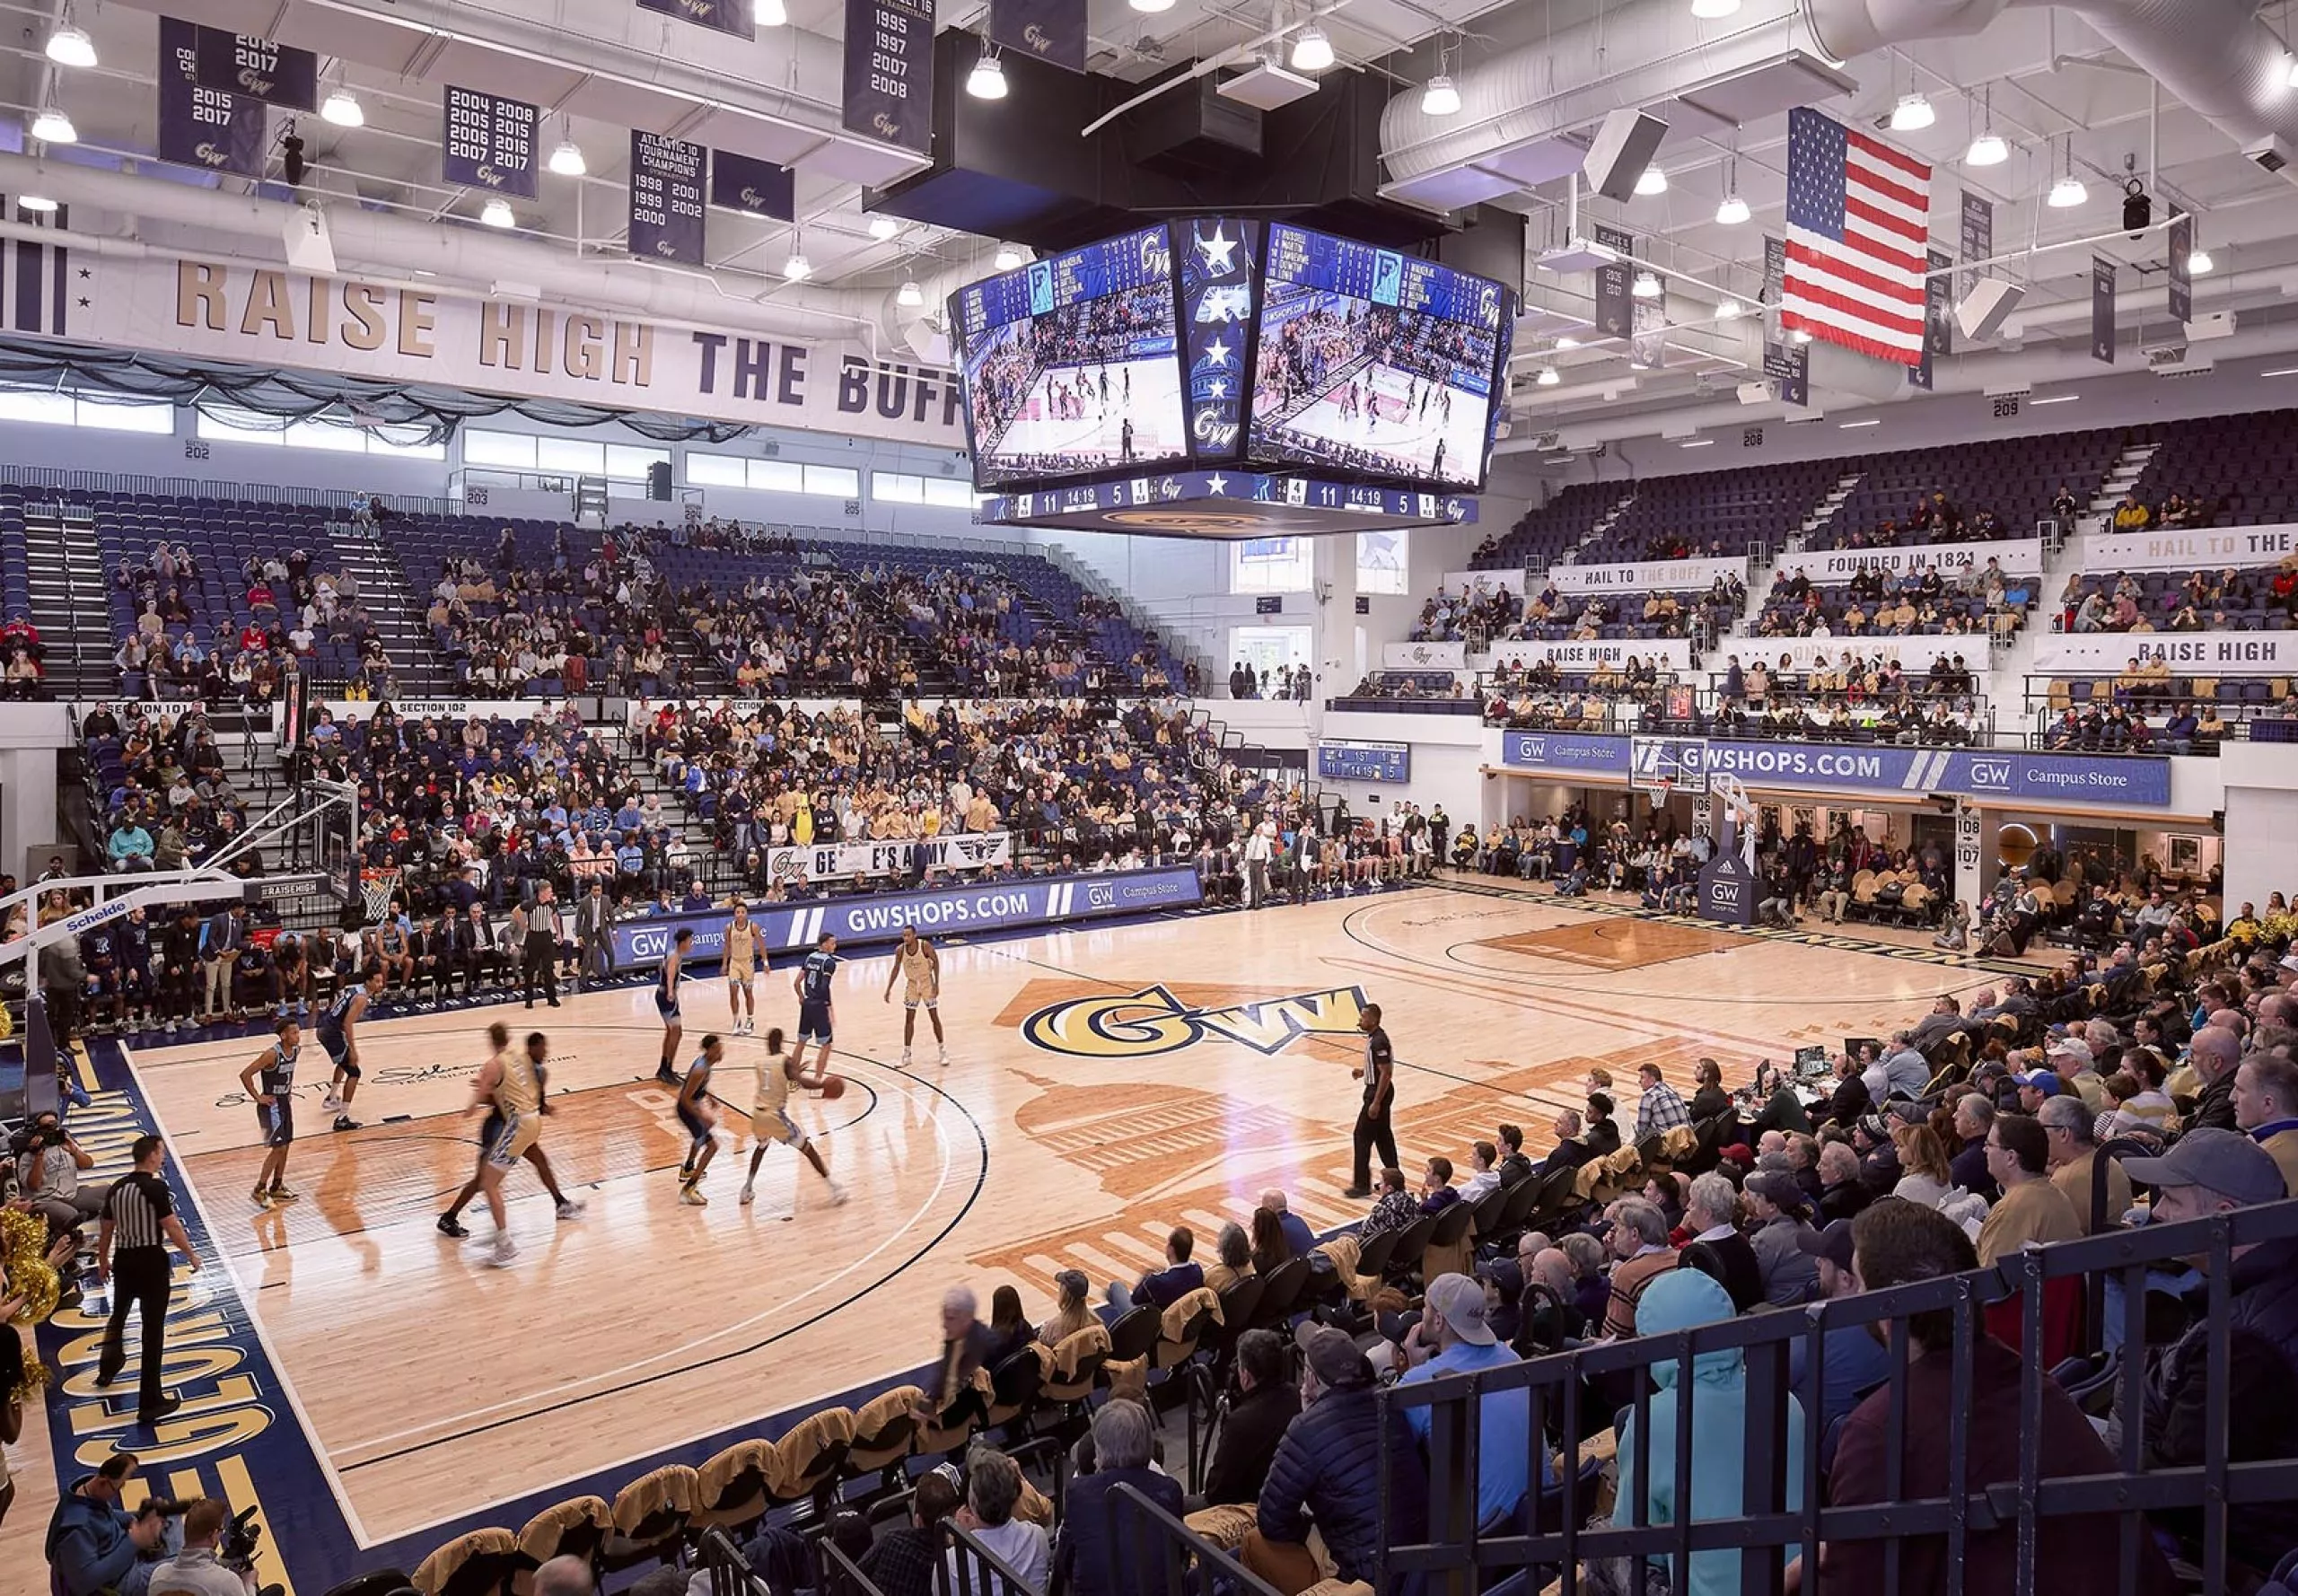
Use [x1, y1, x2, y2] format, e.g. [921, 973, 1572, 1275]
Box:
[628, 132, 706, 266]
[2092, 256, 2117, 364]
[1501, 730, 2172, 807]
[990, 0, 1086, 73]
[1489, 638, 1697, 671]
[158, 17, 264, 179]
[2080, 522, 2298, 574]
[1381, 640, 1466, 670]
[1911, 247, 1951, 390]
[2168, 209, 2193, 325]
[1960, 191, 1993, 300]
[1789, 536, 2046, 581]
[638, 0, 755, 39]
[708, 149, 795, 221]
[842, 0, 934, 153]
[1318, 740, 1411, 783]
[763, 831, 1013, 882]
[189, 25, 318, 110]
[2030, 631, 2298, 673]
[51, 253, 968, 450]
[609, 865, 1204, 967]
[442, 85, 539, 200]
[1548, 556, 1744, 594]
[1592, 225, 1633, 340]
[1762, 234, 1809, 407]
[1629, 277, 1665, 370]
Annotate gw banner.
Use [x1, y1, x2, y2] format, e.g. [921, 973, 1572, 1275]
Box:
[189, 25, 317, 110]
[1788, 537, 2045, 581]
[1501, 730, 2171, 807]
[764, 832, 1013, 882]
[1549, 556, 1744, 594]
[1592, 225, 1633, 340]
[1441, 568, 1521, 598]
[628, 132, 707, 266]
[2081, 522, 2298, 574]
[638, 0, 755, 39]
[2031, 630, 2298, 673]
[1381, 640, 1466, 670]
[442, 85, 539, 200]
[609, 865, 1205, 968]
[158, 17, 264, 180]
[991, 0, 1086, 73]
[1316, 741, 1411, 783]
[48, 253, 968, 451]
[843, 0, 934, 154]
[709, 149, 795, 221]
[1489, 638, 1696, 671]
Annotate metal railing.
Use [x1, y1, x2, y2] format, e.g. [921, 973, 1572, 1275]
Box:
[1381, 1199, 2298, 1596]
[0, 467, 456, 518]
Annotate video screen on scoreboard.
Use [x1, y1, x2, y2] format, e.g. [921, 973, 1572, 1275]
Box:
[1248, 223, 1507, 491]
[950, 224, 1188, 489]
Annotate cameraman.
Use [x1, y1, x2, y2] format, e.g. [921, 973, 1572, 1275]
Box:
[16, 1113, 101, 1233]
[148, 1499, 256, 1596]
[44, 1451, 169, 1596]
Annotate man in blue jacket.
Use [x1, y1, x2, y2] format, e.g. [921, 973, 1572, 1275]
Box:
[46, 1452, 168, 1596]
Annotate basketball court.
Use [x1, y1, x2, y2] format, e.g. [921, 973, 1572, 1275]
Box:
[0, 880, 2028, 1589]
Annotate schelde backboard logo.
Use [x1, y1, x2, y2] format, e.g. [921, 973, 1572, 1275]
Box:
[1023, 983, 1371, 1060]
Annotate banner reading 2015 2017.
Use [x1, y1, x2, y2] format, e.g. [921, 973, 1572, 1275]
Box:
[842, 0, 935, 154]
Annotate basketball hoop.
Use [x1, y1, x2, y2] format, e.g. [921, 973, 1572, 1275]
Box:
[1645, 777, 1675, 808]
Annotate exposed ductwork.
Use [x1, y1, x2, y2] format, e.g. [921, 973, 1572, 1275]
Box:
[0, 152, 934, 354]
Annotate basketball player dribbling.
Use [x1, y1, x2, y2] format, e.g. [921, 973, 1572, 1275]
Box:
[465, 1021, 547, 1267]
[239, 1017, 303, 1210]
[319, 966, 385, 1133]
[881, 925, 947, 1066]
[652, 927, 691, 1086]
[789, 932, 839, 1083]
[739, 1026, 846, 1211]
[438, 1030, 583, 1238]
[675, 1033, 724, 1206]
[724, 903, 762, 1036]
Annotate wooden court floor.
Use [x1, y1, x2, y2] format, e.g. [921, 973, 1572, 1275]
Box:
[0, 880, 2020, 1578]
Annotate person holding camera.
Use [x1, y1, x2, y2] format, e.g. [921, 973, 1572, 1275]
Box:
[44, 1451, 169, 1596]
[146, 1498, 257, 1596]
[15, 1112, 101, 1235]
[98, 1135, 200, 1428]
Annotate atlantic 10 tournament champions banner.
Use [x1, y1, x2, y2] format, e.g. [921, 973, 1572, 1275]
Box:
[842, 0, 934, 154]
[629, 132, 706, 266]
[158, 17, 265, 179]
[443, 85, 539, 200]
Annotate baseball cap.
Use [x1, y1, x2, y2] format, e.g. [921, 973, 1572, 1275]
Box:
[1424, 1272, 1498, 1346]
[2122, 1127, 2287, 1206]
[1796, 1217, 1855, 1272]
[2047, 1037, 2093, 1065]
[1475, 1258, 1524, 1298]
[1295, 1322, 1374, 1387]
[2013, 1069, 2061, 1097]
[1744, 1170, 1807, 1213]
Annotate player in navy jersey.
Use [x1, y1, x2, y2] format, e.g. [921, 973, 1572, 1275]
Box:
[675, 1033, 724, 1205]
[789, 932, 839, 1082]
[320, 967, 386, 1132]
[652, 927, 691, 1086]
[111, 908, 155, 1033]
[239, 1017, 303, 1210]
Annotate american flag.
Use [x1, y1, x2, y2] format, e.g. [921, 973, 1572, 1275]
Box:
[1781, 106, 1932, 364]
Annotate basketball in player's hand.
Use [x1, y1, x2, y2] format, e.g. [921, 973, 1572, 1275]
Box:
[820, 1074, 847, 1101]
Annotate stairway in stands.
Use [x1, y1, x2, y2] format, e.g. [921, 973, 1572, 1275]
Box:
[333, 520, 455, 695]
[23, 499, 115, 697]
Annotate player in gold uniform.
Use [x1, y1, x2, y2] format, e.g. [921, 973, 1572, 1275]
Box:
[724, 901, 763, 1036]
[469, 1021, 544, 1267]
[881, 925, 948, 1066]
[739, 1026, 846, 1211]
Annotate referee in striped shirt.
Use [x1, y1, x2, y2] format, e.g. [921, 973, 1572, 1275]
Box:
[97, 1136, 199, 1429]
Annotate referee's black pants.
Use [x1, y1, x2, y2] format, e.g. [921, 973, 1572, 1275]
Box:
[522, 931, 557, 1005]
[100, 1246, 172, 1421]
[1351, 1103, 1399, 1192]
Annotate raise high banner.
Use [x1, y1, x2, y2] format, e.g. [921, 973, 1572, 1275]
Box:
[1488, 638, 1697, 671]
[2030, 630, 2298, 673]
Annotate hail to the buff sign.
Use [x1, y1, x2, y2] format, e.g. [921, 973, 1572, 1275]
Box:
[49, 252, 966, 451]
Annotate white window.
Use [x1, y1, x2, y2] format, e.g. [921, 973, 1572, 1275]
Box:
[684, 451, 747, 487]
[197, 407, 286, 446]
[804, 463, 859, 498]
[606, 444, 671, 482]
[76, 398, 175, 434]
[535, 437, 606, 475]
[1356, 530, 1410, 595]
[1230, 626, 1312, 678]
[873, 471, 925, 504]
[0, 387, 78, 427]
[464, 429, 537, 469]
[1231, 536, 1312, 594]
[285, 419, 373, 454]
[922, 477, 975, 508]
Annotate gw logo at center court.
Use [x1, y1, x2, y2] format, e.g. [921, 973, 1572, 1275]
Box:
[1022, 984, 1372, 1060]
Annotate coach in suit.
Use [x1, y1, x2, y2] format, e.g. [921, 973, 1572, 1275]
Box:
[463, 903, 505, 993]
[576, 881, 615, 990]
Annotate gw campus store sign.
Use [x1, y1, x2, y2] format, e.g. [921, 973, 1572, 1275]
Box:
[1497, 731, 2173, 809]
[31, 250, 968, 451]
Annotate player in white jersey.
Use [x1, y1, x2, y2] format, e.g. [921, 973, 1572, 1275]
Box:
[739, 1026, 846, 1211]
[881, 925, 947, 1066]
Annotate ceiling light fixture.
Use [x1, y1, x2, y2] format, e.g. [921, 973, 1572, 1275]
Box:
[1634, 165, 1668, 196]
[1421, 75, 1460, 117]
[321, 88, 364, 127]
[869, 215, 900, 241]
[783, 229, 812, 280]
[967, 46, 1008, 100]
[45, 22, 95, 68]
[1715, 193, 1750, 226]
[1890, 92, 1934, 132]
[994, 245, 1024, 271]
[1291, 25, 1334, 71]
[2287, 51, 2298, 87]
[548, 137, 586, 176]
[479, 197, 515, 228]
[31, 108, 75, 145]
[2049, 173, 2088, 208]
[1689, 0, 1740, 16]
[2260, 365, 2298, 377]
[1715, 297, 1743, 320]
[19, 195, 57, 214]
[1839, 418, 1881, 428]
[1130, 0, 1175, 13]
[1536, 365, 1560, 386]
[1680, 437, 1715, 447]
[756, 0, 787, 22]
[1632, 269, 1662, 298]
[898, 279, 925, 307]
[2029, 393, 2080, 405]
[1966, 132, 2008, 166]
[2187, 246, 2215, 275]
